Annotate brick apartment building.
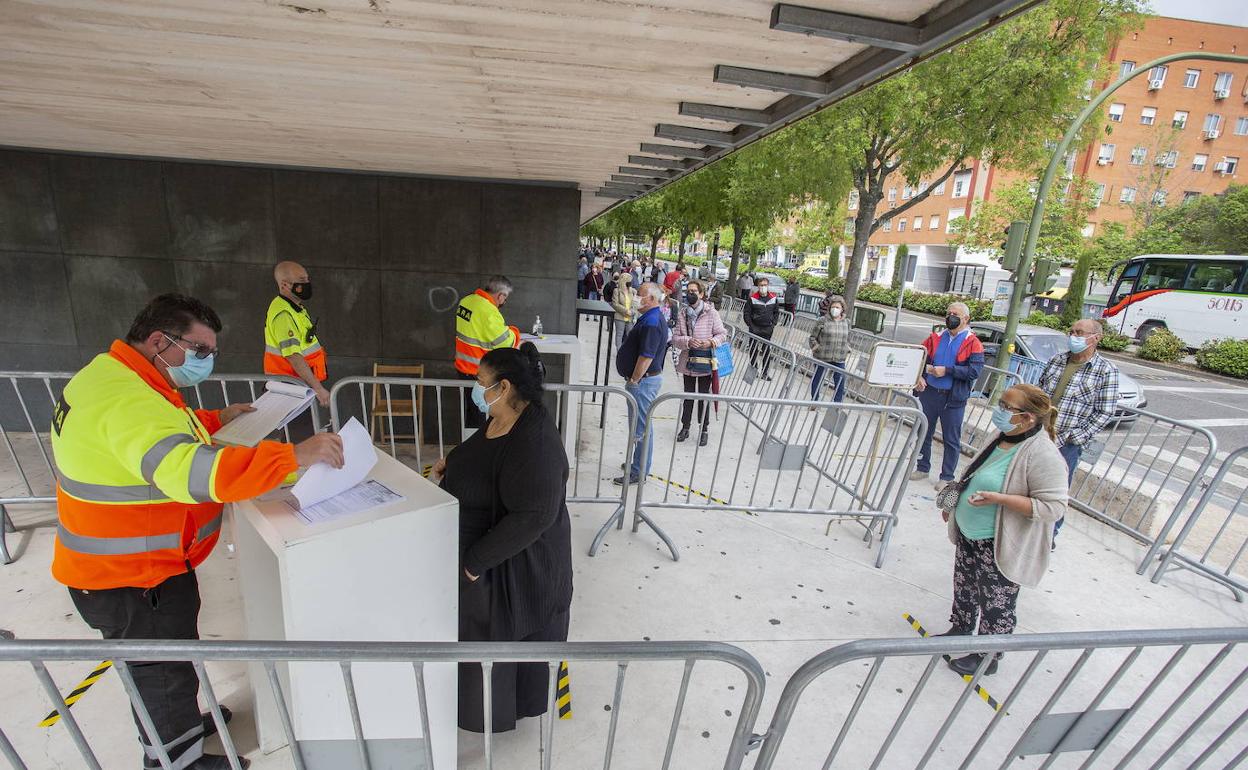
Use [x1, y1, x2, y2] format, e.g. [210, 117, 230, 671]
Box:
[840, 14, 1248, 299]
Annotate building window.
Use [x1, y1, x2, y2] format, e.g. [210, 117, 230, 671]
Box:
[1193, 153, 1208, 171]
[1129, 146, 1147, 165]
[1098, 143, 1116, 163]
[1214, 72, 1233, 96]
[1159, 150, 1178, 168]
[1140, 107, 1157, 126]
[917, 180, 929, 194]
[1204, 113, 1223, 133]
[902, 185, 913, 200]
[887, 187, 897, 202]
[929, 216, 940, 230]
[913, 216, 923, 230]
[1183, 69, 1200, 88]
[1119, 60, 1136, 78]
[847, 190, 859, 210]
[1173, 110, 1189, 129]
[1183, 191, 1201, 203]
[1152, 190, 1167, 206]
[897, 219, 907, 232]
[1108, 102, 1125, 122]
[1092, 183, 1105, 207]
[933, 180, 946, 196]
[1148, 65, 1168, 88]
[1119, 186, 1137, 203]
[844, 217, 854, 236]
[882, 217, 892, 232]
[952, 169, 972, 198]
[1223, 157, 1240, 175]
[1236, 117, 1248, 136]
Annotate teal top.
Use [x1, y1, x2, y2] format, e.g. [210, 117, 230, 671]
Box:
[955, 444, 1021, 541]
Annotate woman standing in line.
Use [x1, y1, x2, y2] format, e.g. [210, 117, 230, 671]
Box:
[432, 343, 573, 733]
[609, 271, 636, 352]
[936, 384, 1067, 676]
[809, 294, 850, 403]
[670, 279, 727, 446]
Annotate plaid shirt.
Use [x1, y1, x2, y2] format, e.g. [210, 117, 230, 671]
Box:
[1039, 352, 1119, 448]
[809, 316, 850, 363]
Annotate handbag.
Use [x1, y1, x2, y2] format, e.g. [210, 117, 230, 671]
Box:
[713, 342, 734, 377]
[934, 434, 1007, 514]
[686, 349, 714, 375]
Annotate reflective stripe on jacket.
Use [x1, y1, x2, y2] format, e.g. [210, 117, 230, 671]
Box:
[454, 290, 519, 375]
[51, 340, 298, 590]
[263, 295, 327, 380]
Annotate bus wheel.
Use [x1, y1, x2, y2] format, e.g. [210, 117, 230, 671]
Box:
[1136, 321, 1165, 343]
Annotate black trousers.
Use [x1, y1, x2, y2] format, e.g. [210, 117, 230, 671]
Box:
[950, 533, 1020, 636]
[748, 327, 775, 375]
[680, 374, 713, 429]
[458, 370, 484, 430]
[70, 570, 204, 769]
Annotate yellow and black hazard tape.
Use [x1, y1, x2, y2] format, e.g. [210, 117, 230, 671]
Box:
[646, 474, 738, 508]
[903, 613, 1001, 712]
[557, 661, 571, 720]
[39, 660, 112, 727]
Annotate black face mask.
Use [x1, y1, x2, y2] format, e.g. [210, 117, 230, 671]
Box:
[686, 294, 701, 305]
[945, 314, 961, 330]
[292, 282, 313, 301]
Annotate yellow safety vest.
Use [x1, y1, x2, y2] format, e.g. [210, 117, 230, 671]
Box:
[264, 296, 326, 380]
[454, 290, 519, 375]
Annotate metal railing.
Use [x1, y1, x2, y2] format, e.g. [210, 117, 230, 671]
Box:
[752, 626, 1248, 769]
[959, 364, 1024, 456]
[1008, 353, 1046, 385]
[0, 639, 765, 770]
[717, 328, 797, 408]
[1152, 445, 1248, 601]
[0, 370, 316, 565]
[328, 377, 639, 557]
[628, 392, 924, 567]
[720, 296, 744, 328]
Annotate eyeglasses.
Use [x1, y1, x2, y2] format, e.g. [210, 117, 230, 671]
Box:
[163, 333, 218, 360]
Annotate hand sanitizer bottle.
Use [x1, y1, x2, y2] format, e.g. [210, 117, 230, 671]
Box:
[532, 316, 543, 337]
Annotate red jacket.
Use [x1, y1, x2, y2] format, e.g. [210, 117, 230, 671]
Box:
[919, 329, 986, 404]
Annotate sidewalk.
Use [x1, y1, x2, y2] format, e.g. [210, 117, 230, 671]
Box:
[1, 318, 1246, 768]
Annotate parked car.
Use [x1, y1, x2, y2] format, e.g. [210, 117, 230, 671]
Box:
[969, 321, 1145, 420]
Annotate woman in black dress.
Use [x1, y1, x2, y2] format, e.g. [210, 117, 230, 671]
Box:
[432, 342, 574, 733]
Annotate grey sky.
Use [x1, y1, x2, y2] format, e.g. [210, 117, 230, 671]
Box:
[1146, 0, 1245, 27]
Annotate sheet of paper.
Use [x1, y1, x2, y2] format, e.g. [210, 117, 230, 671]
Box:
[212, 381, 314, 447]
[288, 479, 404, 526]
[291, 417, 377, 510]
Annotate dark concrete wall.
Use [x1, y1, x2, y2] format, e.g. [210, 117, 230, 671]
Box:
[0, 149, 579, 381]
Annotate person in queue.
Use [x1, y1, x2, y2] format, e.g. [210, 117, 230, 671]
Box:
[614, 283, 670, 485]
[809, 294, 849, 403]
[52, 294, 344, 770]
[912, 302, 984, 487]
[671, 279, 727, 446]
[263, 260, 330, 407]
[609, 270, 637, 353]
[937, 384, 1067, 676]
[454, 275, 520, 430]
[431, 343, 573, 733]
[744, 276, 780, 381]
[583, 262, 606, 300]
[577, 256, 590, 299]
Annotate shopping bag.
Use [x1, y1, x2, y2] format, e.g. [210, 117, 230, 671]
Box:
[714, 343, 734, 377]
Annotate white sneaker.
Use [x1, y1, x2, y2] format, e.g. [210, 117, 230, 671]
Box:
[908, 470, 928, 482]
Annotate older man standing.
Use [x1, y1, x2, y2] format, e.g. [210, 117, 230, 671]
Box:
[614, 283, 669, 485]
[264, 260, 330, 407]
[1040, 318, 1120, 537]
[912, 302, 985, 486]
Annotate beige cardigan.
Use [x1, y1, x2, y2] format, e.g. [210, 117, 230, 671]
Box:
[946, 431, 1069, 587]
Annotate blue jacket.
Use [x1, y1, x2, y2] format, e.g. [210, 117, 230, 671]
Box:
[919, 330, 985, 405]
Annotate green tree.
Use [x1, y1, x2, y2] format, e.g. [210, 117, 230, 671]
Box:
[951, 177, 1100, 266]
[891, 243, 909, 291]
[1061, 248, 1093, 326]
[806, 0, 1141, 311]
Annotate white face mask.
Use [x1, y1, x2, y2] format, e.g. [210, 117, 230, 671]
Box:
[830, 307, 843, 318]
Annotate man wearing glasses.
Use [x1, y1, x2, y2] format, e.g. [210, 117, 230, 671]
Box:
[264, 260, 330, 407]
[51, 294, 344, 770]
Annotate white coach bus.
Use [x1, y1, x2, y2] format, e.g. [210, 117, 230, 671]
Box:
[1103, 254, 1248, 347]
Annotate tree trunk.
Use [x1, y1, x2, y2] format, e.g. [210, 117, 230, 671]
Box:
[726, 224, 745, 297]
[677, 228, 691, 262]
[844, 190, 880, 312]
[648, 228, 664, 263]
[711, 231, 721, 261]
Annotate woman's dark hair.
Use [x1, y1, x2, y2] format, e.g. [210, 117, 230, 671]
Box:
[686, 279, 704, 294]
[481, 342, 545, 405]
[125, 294, 222, 343]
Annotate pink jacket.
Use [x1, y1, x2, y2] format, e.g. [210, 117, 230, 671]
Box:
[672, 303, 728, 377]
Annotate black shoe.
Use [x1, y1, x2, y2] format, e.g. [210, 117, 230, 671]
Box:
[762, 374, 773, 381]
[612, 475, 640, 486]
[933, 626, 971, 637]
[201, 706, 232, 738]
[190, 756, 250, 770]
[948, 653, 999, 677]
[698, 429, 709, 447]
[676, 427, 690, 442]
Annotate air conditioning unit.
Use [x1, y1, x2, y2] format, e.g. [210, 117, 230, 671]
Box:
[1096, 157, 1109, 165]
[1148, 79, 1164, 90]
[1204, 129, 1220, 140]
[1214, 161, 1229, 172]
[1214, 89, 1230, 100]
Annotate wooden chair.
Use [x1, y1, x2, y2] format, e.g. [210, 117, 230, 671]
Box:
[370, 363, 425, 445]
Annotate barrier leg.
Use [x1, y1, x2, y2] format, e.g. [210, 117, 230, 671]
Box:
[1, 504, 12, 565]
[588, 504, 626, 557]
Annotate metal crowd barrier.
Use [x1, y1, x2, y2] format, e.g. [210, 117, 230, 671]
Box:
[1008, 352, 1046, 385]
[717, 327, 796, 407]
[752, 626, 1248, 769]
[959, 364, 1024, 455]
[327, 377, 639, 557]
[0, 638, 765, 770]
[719, 296, 744, 328]
[1152, 445, 1248, 601]
[628, 392, 924, 567]
[0, 370, 315, 566]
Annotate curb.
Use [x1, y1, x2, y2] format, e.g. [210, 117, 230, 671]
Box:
[1099, 350, 1248, 387]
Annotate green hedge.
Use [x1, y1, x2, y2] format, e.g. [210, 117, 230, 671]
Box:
[1138, 328, 1185, 362]
[1022, 311, 1065, 330]
[779, 271, 996, 320]
[1196, 338, 1248, 379]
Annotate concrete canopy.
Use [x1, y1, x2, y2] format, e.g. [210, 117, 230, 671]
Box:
[0, 0, 1034, 223]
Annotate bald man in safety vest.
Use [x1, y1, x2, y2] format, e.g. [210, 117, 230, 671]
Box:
[264, 261, 330, 407]
[52, 294, 344, 770]
[454, 275, 520, 428]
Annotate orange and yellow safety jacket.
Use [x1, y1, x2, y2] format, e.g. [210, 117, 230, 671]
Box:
[51, 340, 298, 590]
[454, 289, 520, 375]
[263, 295, 327, 381]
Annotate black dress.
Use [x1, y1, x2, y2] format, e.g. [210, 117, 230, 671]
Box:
[440, 403, 573, 732]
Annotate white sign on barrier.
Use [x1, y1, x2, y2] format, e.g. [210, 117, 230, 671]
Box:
[864, 343, 926, 388]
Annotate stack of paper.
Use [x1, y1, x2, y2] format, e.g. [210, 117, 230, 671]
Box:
[291, 417, 377, 510]
[213, 381, 315, 447]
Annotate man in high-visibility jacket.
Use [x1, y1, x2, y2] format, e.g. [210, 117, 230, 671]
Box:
[263, 260, 330, 407]
[52, 294, 344, 770]
[454, 275, 520, 428]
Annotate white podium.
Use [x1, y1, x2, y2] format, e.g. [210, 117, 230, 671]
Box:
[234, 449, 458, 770]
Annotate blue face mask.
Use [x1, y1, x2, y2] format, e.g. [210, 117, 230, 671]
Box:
[471, 381, 501, 416]
[991, 406, 1018, 434]
[1068, 334, 1089, 354]
[157, 336, 215, 388]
